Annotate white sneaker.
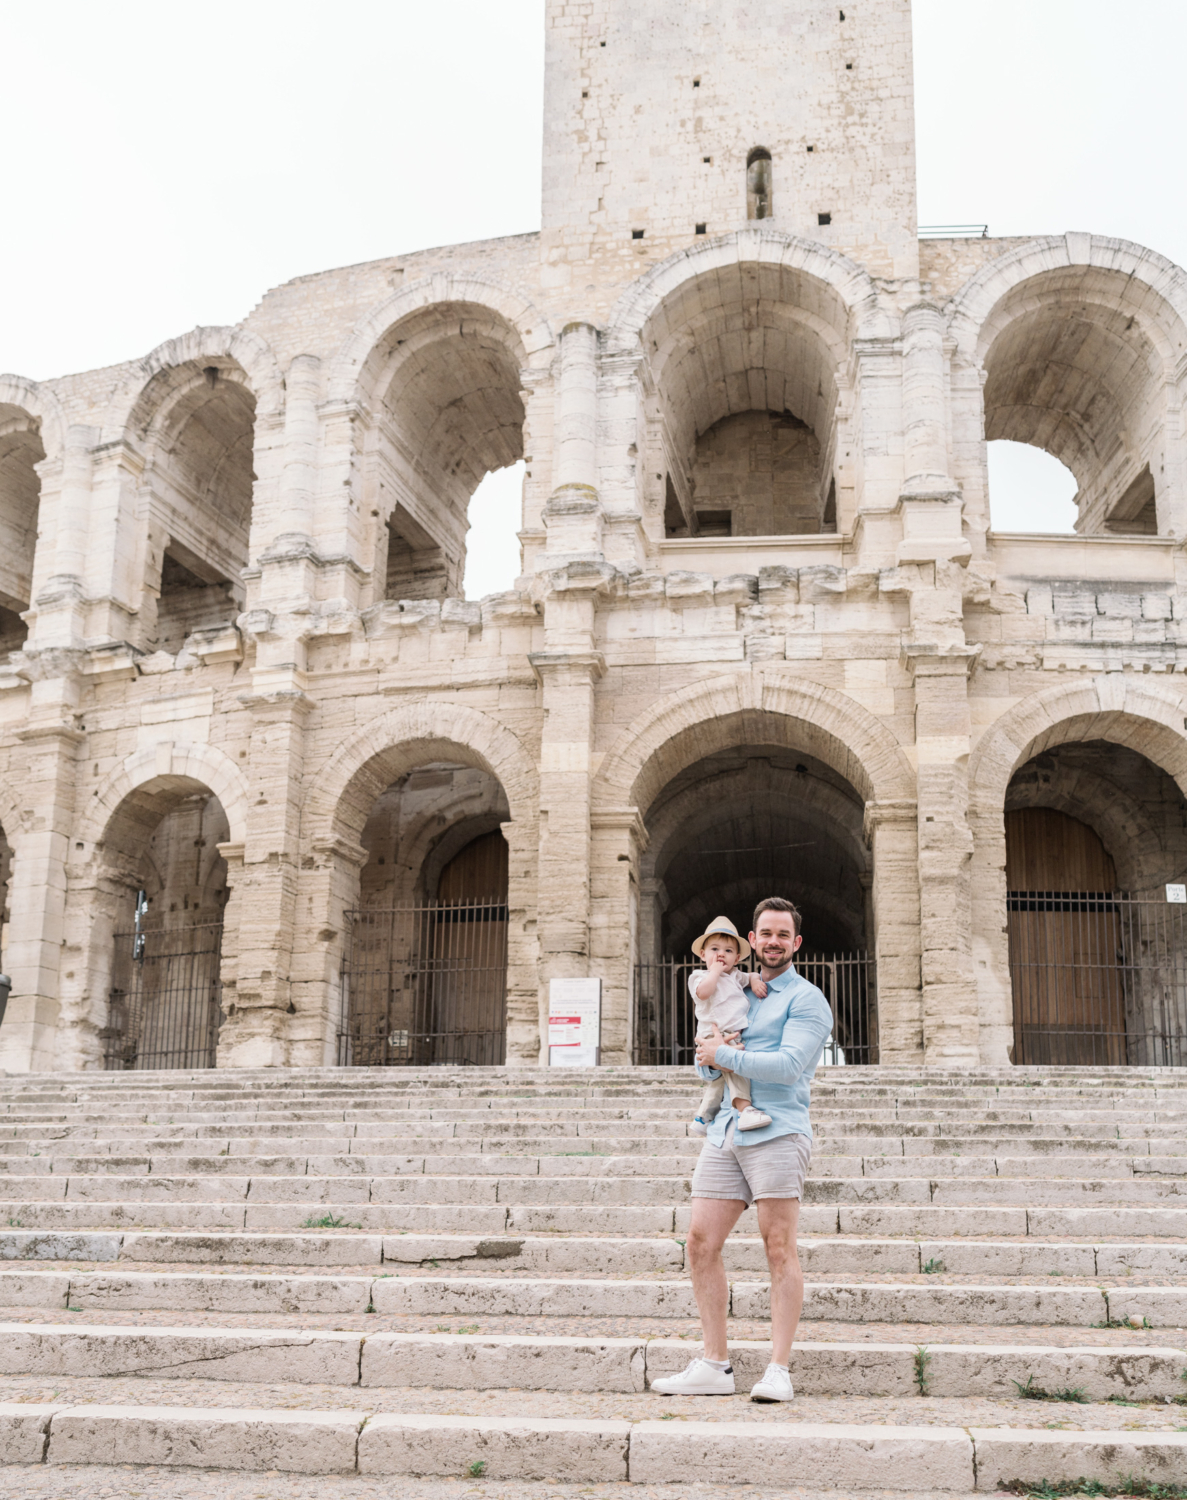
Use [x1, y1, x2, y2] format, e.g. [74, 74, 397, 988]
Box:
[736, 1104, 772, 1131]
[650, 1357, 735, 1395]
[750, 1362, 794, 1402]
[689, 1117, 709, 1137]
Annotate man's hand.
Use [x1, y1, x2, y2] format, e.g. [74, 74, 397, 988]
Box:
[695, 1022, 730, 1067]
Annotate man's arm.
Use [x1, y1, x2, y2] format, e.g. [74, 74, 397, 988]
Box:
[711, 991, 832, 1087]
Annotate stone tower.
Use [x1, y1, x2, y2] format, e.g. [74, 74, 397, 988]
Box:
[0, 0, 1185, 1077]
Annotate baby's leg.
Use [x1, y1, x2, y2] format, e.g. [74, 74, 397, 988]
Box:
[723, 1068, 751, 1110]
[697, 1073, 726, 1121]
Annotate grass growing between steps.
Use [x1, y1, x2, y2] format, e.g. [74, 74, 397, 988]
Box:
[1012, 1375, 1089, 1403]
[998, 1481, 1187, 1498]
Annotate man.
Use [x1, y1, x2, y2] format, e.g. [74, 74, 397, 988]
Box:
[652, 896, 834, 1403]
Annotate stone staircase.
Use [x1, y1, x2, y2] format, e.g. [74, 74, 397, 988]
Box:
[1, 1065, 1186, 1494]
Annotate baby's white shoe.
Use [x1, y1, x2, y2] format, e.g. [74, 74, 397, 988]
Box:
[736, 1104, 772, 1131]
[689, 1116, 710, 1137]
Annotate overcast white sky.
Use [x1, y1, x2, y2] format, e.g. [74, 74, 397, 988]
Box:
[3, 1, 1183, 587]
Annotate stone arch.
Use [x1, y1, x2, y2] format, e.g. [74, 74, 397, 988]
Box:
[949, 234, 1187, 537]
[949, 235, 1187, 361]
[81, 742, 250, 853]
[326, 274, 555, 409]
[306, 699, 538, 848]
[596, 668, 915, 817]
[605, 227, 888, 350]
[0, 375, 66, 465]
[104, 326, 285, 442]
[969, 674, 1187, 1063]
[605, 230, 888, 540]
[970, 675, 1187, 819]
[326, 278, 553, 605]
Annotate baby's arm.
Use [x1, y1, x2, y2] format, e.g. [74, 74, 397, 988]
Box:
[747, 972, 768, 999]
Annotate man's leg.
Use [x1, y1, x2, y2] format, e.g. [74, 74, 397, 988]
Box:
[756, 1196, 803, 1365]
[686, 1195, 746, 1360]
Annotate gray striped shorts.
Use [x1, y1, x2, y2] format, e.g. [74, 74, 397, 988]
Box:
[690, 1123, 812, 1205]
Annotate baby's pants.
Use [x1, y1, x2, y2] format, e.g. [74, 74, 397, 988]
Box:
[697, 1068, 751, 1120]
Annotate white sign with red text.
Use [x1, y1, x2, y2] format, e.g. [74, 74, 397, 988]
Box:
[548, 977, 602, 1067]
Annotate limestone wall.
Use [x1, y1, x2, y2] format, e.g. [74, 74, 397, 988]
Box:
[1, 5, 1187, 1075]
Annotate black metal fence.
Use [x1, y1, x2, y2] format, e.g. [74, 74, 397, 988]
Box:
[632, 952, 877, 1067]
[1008, 892, 1187, 1067]
[102, 922, 223, 1070]
[337, 901, 508, 1067]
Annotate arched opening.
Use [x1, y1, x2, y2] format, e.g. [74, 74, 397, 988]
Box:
[98, 784, 231, 1070]
[135, 361, 255, 655]
[644, 263, 846, 538]
[980, 269, 1171, 536]
[632, 718, 876, 1066]
[341, 760, 510, 1065]
[746, 147, 773, 221]
[463, 459, 526, 599]
[1005, 741, 1187, 1066]
[367, 302, 525, 604]
[987, 439, 1079, 533]
[0, 403, 44, 653]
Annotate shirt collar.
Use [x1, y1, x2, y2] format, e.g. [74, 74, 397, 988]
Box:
[755, 964, 797, 992]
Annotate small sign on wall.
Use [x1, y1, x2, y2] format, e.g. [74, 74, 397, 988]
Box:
[548, 978, 602, 1067]
[1167, 884, 1186, 904]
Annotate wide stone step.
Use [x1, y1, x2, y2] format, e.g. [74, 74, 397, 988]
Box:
[5, 1226, 1187, 1277]
[3, 1400, 1186, 1488]
[4, 1267, 1184, 1325]
[2, 1323, 1185, 1401]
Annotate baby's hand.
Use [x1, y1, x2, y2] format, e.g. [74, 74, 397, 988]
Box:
[750, 973, 768, 999]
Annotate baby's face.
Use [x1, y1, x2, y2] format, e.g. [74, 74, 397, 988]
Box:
[702, 936, 740, 971]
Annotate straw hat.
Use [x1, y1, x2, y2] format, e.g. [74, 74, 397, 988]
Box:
[690, 915, 751, 963]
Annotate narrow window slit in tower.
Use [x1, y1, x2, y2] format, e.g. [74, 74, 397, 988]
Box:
[695, 224, 706, 235]
[818, 213, 832, 226]
[632, 229, 645, 239]
[746, 148, 772, 220]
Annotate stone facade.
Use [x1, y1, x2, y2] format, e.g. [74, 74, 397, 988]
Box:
[2, 0, 1187, 1074]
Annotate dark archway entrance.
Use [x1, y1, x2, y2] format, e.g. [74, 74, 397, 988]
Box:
[339, 764, 510, 1066]
[633, 744, 876, 1066]
[1006, 743, 1187, 1066]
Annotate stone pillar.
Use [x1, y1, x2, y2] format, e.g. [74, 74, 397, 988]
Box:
[502, 816, 542, 1063]
[543, 323, 602, 560]
[969, 806, 1014, 1066]
[277, 355, 321, 542]
[291, 834, 370, 1067]
[589, 807, 648, 1063]
[905, 647, 980, 1064]
[529, 643, 605, 1055]
[900, 303, 951, 497]
[0, 710, 83, 1072]
[217, 684, 311, 1067]
[864, 800, 923, 1062]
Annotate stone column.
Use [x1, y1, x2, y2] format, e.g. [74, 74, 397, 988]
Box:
[864, 800, 923, 1062]
[900, 303, 951, 497]
[544, 323, 602, 559]
[529, 642, 605, 1052]
[277, 355, 321, 542]
[291, 834, 370, 1067]
[502, 816, 542, 1064]
[217, 682, 312, 1068]
[0, 710, 83, 1072]
[589, 807, 648, 1063]
[904, 647, 981, 1064]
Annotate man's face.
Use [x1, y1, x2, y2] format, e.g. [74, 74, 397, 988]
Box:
[701, 936, 740, 971]
[749, 910, 802, 972]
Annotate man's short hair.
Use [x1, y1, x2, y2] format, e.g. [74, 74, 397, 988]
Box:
[752, 896, 802, 936]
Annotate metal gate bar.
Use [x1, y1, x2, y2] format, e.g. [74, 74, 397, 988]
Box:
[1009, 891, 1187, 1067]
[337, 901, 508, 1067]
[103, 922, 223, 1071]
[632, 952, 877, 1067]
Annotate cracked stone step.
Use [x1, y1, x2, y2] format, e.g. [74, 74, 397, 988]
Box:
[1, 1324, 1186, 1399]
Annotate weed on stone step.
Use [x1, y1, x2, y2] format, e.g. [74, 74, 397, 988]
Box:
[1012, 1375, 1089, 1402]
[998, 1480, 1187, 1497]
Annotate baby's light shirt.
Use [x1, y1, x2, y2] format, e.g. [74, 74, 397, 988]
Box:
[687, 968, 751, 1038]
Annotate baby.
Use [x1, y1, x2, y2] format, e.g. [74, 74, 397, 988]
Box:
[687, 916, 771, 1135]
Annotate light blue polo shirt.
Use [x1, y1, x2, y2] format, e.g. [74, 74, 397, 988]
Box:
[695, 964, 834, 1146]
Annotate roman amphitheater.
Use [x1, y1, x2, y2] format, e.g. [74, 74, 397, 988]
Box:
[1, 0, 1185, 1082]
